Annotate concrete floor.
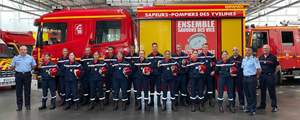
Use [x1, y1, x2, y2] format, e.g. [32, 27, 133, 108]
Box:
[1, 79, 300, 120]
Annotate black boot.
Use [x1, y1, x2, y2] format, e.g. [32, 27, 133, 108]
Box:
[172, 102, 177, 111]
[148, 95, 154, 106]
[59, 99, 65, 106]
[209, 98, 214, 107]
[219, 103, 224, 113]
[88, 101, 94, 110]
[63, 103, 71, 110]
[175, 96, 178, 106]
[38, 102, 46, 110]
[100, 101, 105, 110]
[135, 101, 141, 111]
[74, 104, 78, 110]
[104, 97, 109, 105]
[49, 105, 56, 110]
[182, 97, 189, 107]
[113, 101, 118, 111]
[126, 93, 131, 105]
[122, 101, 127, 111]
[157, 96, 162, 107]
[135, 98, 138, 106]
[230, 104, 235, 113]
[145, 100, 150, 111]
[191, 103, 195, 112]
[80, 96, 89, 106]
[199, 103, 204, 112]
[161, 101, 166, 111]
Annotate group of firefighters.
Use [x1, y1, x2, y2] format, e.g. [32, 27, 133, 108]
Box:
[37, 42, 280, 116]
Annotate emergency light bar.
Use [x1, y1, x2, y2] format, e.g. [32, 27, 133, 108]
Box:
[52, 6, 64, 10]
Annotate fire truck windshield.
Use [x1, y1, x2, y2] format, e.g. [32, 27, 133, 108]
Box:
[0, 44, 14, 58]
[246, 32, 250, 46]
[251, 32, 268, 56]
[36, 23, 67, 47]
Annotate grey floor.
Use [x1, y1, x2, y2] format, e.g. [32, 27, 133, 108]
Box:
[1, 79, 300, 120]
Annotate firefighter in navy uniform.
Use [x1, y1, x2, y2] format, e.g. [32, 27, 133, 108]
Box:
[80, 46, 94, 106]
[63, 52, 85, 110]
[198, 43, 217, 107]
[172, 43, 189, 107]
[38, 53, 60, 110]
[103, 46, 118, 105]
[147, 43, 164, 107]
[87, 51, 108, 110]
[134, 50, 151, 111]
[228, 47, 245, 110]
[124, 44, 139, 105]
[214, 51, 237, 113]
[186, 50, 206, 112]
[257, 44, 281, 112]
[57, 48, 69, 106]
[159, 50, 179, 111]
[111, 51, 131, 111]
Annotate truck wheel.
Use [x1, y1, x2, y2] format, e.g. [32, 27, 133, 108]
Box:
[275, 71, 283, 84]
[78, 80, 84, 102]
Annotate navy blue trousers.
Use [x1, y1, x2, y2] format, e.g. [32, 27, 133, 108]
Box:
[135, 78, 149, 102]
[162, 79, 176, 102]
[149, 75, 161, 96]
[127, 75, 137, 98]
[15, 72, 31, 108]
[232, 76, 245, 106]
[112, 78, 128, 102]
[259, 74, 277, 108]
[175, 74, 187, 97]
[59, 76, 66, 99]
[243, 76, 257, 113]
[204, 74, 213, 98]
[105, 76, 113, 98]
[190, 77, 205, 103]
[42, 79, 56, 106]
[65, 81, 79, 104]
[218, 77, 234, 104]
[90, 80, 104, 101]
[82, 76, 89, 97]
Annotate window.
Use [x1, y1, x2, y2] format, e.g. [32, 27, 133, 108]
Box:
[252, 32, 268, 55]
[7, 45, 19, 56]
[246, 32, 250, 47]
[42, 23, 67, 46]
[95, 21, 121, 44]
[281, 31, 294, 46]
[0, 44, 14, 58]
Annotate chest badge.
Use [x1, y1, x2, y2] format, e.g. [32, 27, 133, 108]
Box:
[167, 67, 170, 70]
[132, 60, 134, 63]
[264, 61, 266, 64]
[110, 63, 112, 65]
[206, 60, 208, 63]
[46, 70, 48, 72]
[119, 67, 121, 70]
[87, 62, 89, 65]
[141, 67, 143, 70]
[95, 68, 97, 71]
[70, 69, 73, 72]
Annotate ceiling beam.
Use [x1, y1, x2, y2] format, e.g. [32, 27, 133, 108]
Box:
[8, 0, 48, 11]
[246, 0, 300, 22]
[0, 3, 41, 16]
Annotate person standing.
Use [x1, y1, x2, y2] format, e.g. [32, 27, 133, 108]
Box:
[80, 46, 94, 106]
[111, 51, 131, 111]
[87, 51, 108, 110]
[147, 43, 164, 107]
[172, 43, 189, 107]
[159, 50, 179, 111]
[186, 50, 206, 112]
[57, 48, 69, 106]
[257, 44, 281, 112]
[242, 47, 261, 116]
[11, 46, 36, 111]
[228, 47, 245, 110]
[198, 43, 217, 107]
[124, 44, 139, 105]
[38, 53, 60, 110]
[103, 46, 118, 105]
[134, 50, 151, 111]
[63, 52, 85, 110]
[214, 51, 236, 113]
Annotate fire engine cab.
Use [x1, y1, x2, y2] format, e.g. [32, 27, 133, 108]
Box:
[246, 23, 300, 83]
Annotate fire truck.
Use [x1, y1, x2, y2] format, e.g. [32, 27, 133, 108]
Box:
[246, 24, 300, 84]
[32, 4, 247, 100]
[0, 38, 16, 87]
[0, 29, 36, 55]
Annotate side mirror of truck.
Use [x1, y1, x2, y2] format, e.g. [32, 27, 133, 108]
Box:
[89, 39, 95, 45]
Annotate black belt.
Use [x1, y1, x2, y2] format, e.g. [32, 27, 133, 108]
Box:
[16, 71, 31, 74]
[244, 75, 256, 78]
[261, 72, 274, 75]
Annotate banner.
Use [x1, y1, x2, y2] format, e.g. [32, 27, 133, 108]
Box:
[175, 19, 217, 57]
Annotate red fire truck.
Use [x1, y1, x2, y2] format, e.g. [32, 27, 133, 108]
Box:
[32, 4, 247, 100]
[246, 26, 300, 83]
[0, 29, 35, 55]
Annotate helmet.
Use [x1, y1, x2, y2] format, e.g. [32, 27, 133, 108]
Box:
[123, 67, 131, 75]
[182, 59, 189, 66]
[99, 67, 107, 75]
[171, 66, 178, 73]
[142, 66, 152, 75]
[197, 65, 206, 72]
[230, 66, 237, 74]
[74, 69, 82, 77]
[48, 67, 58, 76]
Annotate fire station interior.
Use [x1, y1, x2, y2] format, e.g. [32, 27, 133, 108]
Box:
[1, 0, 300, 120]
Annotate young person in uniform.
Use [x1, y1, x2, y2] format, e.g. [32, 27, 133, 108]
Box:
[103, 46, 117, 105]
[57, 48, 69, 106]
